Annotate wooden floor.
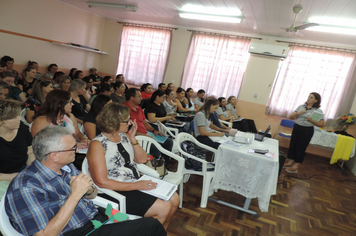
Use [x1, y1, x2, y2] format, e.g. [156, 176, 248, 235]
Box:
[166, 148, 356, 236]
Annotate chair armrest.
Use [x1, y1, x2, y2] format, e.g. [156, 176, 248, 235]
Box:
[92, 196, 119, 211]
[137, 163, 160, 178]
[219, 119, 232, 128]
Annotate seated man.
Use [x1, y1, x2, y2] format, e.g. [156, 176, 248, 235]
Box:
[5, 126, 166, 236]
[124, 88, 174, 166]
[158, 83, 167, 91]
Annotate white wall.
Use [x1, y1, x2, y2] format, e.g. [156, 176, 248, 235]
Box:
[0, 0, 105, 71]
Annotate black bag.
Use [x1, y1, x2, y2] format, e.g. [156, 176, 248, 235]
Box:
[181, 141, 208, 171]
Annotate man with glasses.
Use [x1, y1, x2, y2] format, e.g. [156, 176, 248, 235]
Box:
[5, 126, 166, 236]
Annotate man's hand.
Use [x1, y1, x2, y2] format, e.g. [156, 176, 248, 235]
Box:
[70, 173, 93, 200]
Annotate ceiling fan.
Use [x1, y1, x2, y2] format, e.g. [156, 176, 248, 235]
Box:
[285, 4, 319, 33]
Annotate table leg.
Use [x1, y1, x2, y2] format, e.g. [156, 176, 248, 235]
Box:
[208, 197, 260, 218]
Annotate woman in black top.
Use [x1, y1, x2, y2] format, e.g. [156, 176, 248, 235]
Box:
[83, 94, 112, 140]
[69, 79, 90, 124]
[18, 67, 37, 96]
[0, 99, 35, 182]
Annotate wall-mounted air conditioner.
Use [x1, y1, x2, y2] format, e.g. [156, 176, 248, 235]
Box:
[248, 42, 290, 58]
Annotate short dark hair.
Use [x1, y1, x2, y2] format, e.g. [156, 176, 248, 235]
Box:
[27, 61, 38, 67]
[167, 83, 174, 88]
[165, 89, 173, 96]
[176, 87, 185, 94]
[150, 90, 165, 103]
[0, 61, 6, 68]
[0, 56, 14, 63]
[112, 81, 124, 90]
[218, 97, 226, 107]
[125, 88, 140, 101]
[98, 83, 113, 94]
[116, 74, 123, 79]
[197, 89, 205, 94]
[90, 94, 111, 115]
[47, 63, 58, 71]
[158, 83, 166, 88]
[0, 71, 14, 79]
[140, 83, 152, 92]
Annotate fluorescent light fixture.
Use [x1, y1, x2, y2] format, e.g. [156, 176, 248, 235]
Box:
[87, 2, 137, 12]
[179, 12, 243, 23]
[309, 17, 356, 28]
[305, 24, 356, 36]
[182, 4, 241, 16]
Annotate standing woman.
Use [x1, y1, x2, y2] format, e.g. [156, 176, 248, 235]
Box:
[24, 79, 53, 124]
[44, 63, 58, 79]
[193, 98, 225, 149]
[182, 88, 196, 111]
[173, 87, 190, 112]
[193, 89, 205, 109]
[140, 83, 153, 99]
[18, 67, 37, 96]
[284, 93, 324, 173]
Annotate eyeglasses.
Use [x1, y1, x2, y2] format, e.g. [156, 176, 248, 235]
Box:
[121, 117, 131, 124]
[45, 144, 77, 156]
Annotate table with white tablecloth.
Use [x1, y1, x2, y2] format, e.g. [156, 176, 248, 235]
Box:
[209, 137, 279, 215]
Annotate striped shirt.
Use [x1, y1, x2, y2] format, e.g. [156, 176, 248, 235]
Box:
[5, 160, 97, 236]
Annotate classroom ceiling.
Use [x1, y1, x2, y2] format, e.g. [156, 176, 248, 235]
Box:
[59, 0, 356, 48]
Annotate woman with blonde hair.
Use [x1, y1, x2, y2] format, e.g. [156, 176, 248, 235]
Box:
[87, 103, 179, 230]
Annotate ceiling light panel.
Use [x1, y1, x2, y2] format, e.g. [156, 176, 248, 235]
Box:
[181, 4, 242, 16]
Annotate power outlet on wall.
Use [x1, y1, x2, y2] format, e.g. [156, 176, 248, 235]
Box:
[254, 93, 258, 98]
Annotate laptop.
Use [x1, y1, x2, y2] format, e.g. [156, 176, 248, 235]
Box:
[254, 125, 271, 142]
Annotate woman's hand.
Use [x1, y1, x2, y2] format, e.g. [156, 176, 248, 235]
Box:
[128, 119, 138, 139]
[136, 180, 157, 190]
[298, 109, 307, 115]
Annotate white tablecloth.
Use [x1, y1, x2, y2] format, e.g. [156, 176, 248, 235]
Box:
[310, 128, 355, 158]
[210, 138, 279, 212]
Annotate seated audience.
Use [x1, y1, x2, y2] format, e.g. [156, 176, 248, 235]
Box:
[193, 98, 224, 149]
[193, 89, 205, 109]
[115, 73, 128, 91]
[5, 126, 166, 236]
[82, 76, 96, 100]
[173, 87, 190, 112]
[124, 88, 174, 166]
[25, 79, 53, 124]
[83, 94, 112, 140]
[0, 71, 26, 102]
[209, 111, 232, 136]
[111, 81, 126, 104]
[73, 70, 84, 80]
[18, 67, 37, 96]
[167, 83, 175, 91]
[0, 55, 21, 84]
[44, 63, 58, 79]
[101, 76, 114, 86]
[226, 96, 258, 133]
[53, 71, 65, 88]
[0, 100, 35, 185]
[217, 96, 249, 132]
[89, 67, 102, 85]
[59, 75, 71, 91]
[141, 83, 153, 99]
[0, 61, 7, 73]
[89, 83, 113, 105]
[68, 67, 77, 80]
[163, 89, 177, 114]
[158, 83, 167, 91]
[27, 61, 42, 78]
[69, 79, 90, 124]
[87, 103, 179, 229]
[182, 88, 196, 111]
[0, 81, 10, 100]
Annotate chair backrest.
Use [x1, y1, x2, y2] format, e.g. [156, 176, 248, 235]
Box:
[280, 119, 295, 128]
[19, 108, 30, 127]
[0, 197, 23, 236]
[156, 121, 178, 138]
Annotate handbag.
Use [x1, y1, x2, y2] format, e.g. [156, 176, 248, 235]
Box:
[145, 155, 167, 179]
[181, 141, 210, 171]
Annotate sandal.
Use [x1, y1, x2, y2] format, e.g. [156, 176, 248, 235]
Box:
[285, 167, 298, 173]
[283, 161, 295, 168]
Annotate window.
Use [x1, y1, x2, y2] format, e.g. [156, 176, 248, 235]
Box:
[117, 26, 171, 88]
[181, 33, 250, 97]
[267, 45, 356, 119]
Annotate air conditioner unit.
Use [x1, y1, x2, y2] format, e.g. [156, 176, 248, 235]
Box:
[248, 42, 290, 58]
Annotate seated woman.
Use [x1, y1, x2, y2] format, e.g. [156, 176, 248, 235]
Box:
[18, 67, 37, 97]
[182, 88, 197, 111]
[163, 89, 177, 114]
[83, 76, 96, 101]
[217, 97, 248, 132]
[173, 87, 190, 112]
[27, 61, 42, 79]
[68, 67, 77, 80]
[25, 79, 53, 124]
[83, 94, 112, 140]
[0, 81, 10, 100]
[52, 71, 65, 89]
[59, 76, 71, 91]
[89, 83, 113, 105]
[193, 89, 205, 109]
[111, 81, 126, 104]
[101, 76, 114, 86]
[226, 96, 258, 133]
[87, 103, 179, 229]
[141, 83, 153, 99]
[69, 79, 90, 125]
[0, 100, 35, 198]
[146, 90, 190, 133]
[1, 71, 26, 102]
[193, 98, 225, 149]
[44, 63, 58, 79]
[73, 70, 84, 80]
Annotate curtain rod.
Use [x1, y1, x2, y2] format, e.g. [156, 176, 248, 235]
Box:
[187, 30, 262, 40]
[276, 40, 356, 53]
[117, 22, 177, 30]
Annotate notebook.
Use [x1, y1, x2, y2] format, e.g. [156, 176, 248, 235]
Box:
[254, 125, 271, 142]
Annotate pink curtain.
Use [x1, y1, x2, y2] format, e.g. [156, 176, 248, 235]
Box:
[117, 26, 171, 88]
[267, 45, 356, 120]
[181, 33, 250, 98]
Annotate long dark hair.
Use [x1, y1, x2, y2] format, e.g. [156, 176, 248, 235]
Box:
[69, 68, 77, 79]
[150, 90, 165, 103]
[199, 98, 219, 119]
[33, 90, 71, 125]
[90, 94, 111, 115]
[305, 92, 321, 108]
[21, 67, 35, 87]
[218, 97, 226, 108]
[30, 79, 53, 103]
[185, 88, 194, 108]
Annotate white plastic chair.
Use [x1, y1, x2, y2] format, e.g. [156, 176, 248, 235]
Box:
[176, 132, 217, 208]
[19, 108, 30, 127]
[0, 194, 118, 236]
[135, 135, 185, 208]
[219, 119, 232, 128]
[156, 120, 179, 154]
